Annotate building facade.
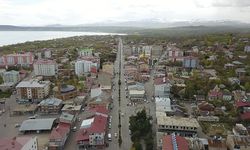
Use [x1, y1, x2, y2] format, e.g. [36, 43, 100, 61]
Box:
[16, 79, 50, 102]
[2, 70, 20, 85]
[33, 59, 58, 77]
[0, 52, 34, 67]
[38, 98, 63, 114]
[154, 77, 171, 98]
[156, 113, 200, 137]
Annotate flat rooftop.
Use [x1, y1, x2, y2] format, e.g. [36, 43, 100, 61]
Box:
[156, 114, 200, 128]
[19, 118, 56, 132]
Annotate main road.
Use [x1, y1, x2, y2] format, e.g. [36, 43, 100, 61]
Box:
[107, 38, 132, 150]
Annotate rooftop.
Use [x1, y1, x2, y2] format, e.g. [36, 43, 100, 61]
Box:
[0, 136, 35, 150]
[39, 98, 62, 106]
[162, 134, 188, 150]
[156, 114, 200, 128]
[50, 123, 70, 140]
[154, 77, 169, 85]
[16, 79, 50, 88]
[19, 118, 56, 132]
[155, 97, 172, 113]
[34, 59, 56, 65]
[76, 115, 108, 142]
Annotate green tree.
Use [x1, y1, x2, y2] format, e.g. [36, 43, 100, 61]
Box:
[0, 76, 3, 84]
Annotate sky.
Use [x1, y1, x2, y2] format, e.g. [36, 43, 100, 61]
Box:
[0, 0, 250, 26]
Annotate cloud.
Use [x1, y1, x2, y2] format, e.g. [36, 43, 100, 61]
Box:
[0, 0, 250, 25]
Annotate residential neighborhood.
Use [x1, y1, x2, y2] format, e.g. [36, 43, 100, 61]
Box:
[0, 34, 250, 150]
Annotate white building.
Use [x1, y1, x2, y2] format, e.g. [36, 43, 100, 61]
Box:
[155, 97, 172, 113]
[91, 86, 102, 98]
[2, 70, 20, 85]
[154, 77, 172, 98]
[44, 49, 52, 58]
[0, 136, 38, 150]
[33, 59, 58, 76]
[75, 60, 98, 76]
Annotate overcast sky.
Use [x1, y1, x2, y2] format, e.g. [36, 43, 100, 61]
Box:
[0, 0, 250, 25]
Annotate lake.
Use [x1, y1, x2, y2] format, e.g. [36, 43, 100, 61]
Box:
[0, 31, 123, 46]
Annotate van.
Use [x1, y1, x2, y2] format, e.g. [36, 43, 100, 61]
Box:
[108, 133, 112, 141]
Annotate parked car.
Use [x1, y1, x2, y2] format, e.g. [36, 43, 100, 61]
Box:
[114, 133, 118, 138]
[15, 124, 20, 128]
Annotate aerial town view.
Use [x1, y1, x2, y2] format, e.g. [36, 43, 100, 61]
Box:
[0, 0, 250, 150]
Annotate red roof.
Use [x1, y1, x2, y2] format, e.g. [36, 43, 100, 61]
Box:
[236, 101, 250, 108]
[0, 136, 32, 150]
[34, 59, 56, 65]
[208, 91, 223, 97]
[50, 123, 70, 140]
[76, 115, 107, 142]
[240, 112, 250, 120]
[89, 106, 109, 115]
[154, 77, 168, 85]
[162, 135, 188, 150]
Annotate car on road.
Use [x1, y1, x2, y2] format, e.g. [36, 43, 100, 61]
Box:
[114, 133, 118, 138]
[108, 133, 112, 141]
[72, 126, 77, 132]
[15, 124, 20, 128]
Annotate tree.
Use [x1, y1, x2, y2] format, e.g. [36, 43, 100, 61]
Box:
[0, 76, 3, 84]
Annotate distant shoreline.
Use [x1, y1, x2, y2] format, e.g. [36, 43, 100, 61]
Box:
[0, 31, 126, 47]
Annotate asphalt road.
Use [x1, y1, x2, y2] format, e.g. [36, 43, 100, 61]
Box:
[107, 38, 159, 150]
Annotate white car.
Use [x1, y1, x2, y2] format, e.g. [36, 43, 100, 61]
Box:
[114, 133, 118, 138]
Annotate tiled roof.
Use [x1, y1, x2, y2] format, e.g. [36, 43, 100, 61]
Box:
[89, 106, 109, 115]
[50, 123, 70, 140]
[154, 77, 168, 85]
[162, 135, 188, 150]
[76, 115, 107, 142]
[0, 136, 33, 150]
[240, 112, 250, 120]
[235, 100, 250, 107]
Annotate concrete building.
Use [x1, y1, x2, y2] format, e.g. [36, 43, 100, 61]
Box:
[76, 114, 108, 149]
[33, 59, 58, 77]
[44, 49, 52, 58]
[227, 135, 250, 150]
[154, 77, 171, 98]
[183, 56, 199, 68]
[156, 112, 200, 137]
[0, 52, 34, 68]
[167, 47, 184, 62]
[49, 123, 70, 150]
[155, 97, 173, 114]
[244, 46, 250, 53]
[90, 85, 102, 99]
[75, 59, 98, 76]
[2, 70, 20, 85]
[161, 134, 189, 150]
[129, 90, 145, 101]
[16, 79, 50, 102]
[0, 136, 38, 150]
[38, 98, 63, 114]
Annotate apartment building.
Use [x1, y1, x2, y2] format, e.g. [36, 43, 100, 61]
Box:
[33, 59, 58, 77]
[16, 79, 50, 101]
[0, 52, 34, 67]
[2, 70, 20, 85]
